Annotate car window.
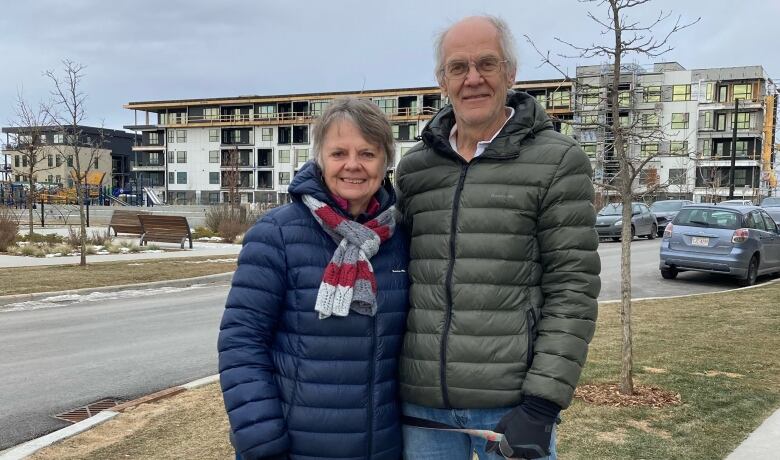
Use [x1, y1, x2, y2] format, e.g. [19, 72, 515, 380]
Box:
[675, 209, 741, 229]
[633, 205, 642, 214]
[641, 205, 650, 214]
[760, 212, 777, 231]
[747, 211, 766, 231]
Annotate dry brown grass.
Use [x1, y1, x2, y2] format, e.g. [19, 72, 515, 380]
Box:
[0, 256, 236, 296]
[29, 383, 232, 460]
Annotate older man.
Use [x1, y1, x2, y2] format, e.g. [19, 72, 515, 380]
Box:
[395, 15, 601, 460]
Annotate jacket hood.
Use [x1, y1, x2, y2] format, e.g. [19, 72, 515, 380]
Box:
[421, 90, 554, 160]
[288, 160, 395, 218]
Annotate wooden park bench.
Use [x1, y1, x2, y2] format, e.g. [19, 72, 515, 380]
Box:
[138, 214, 193, 249]
[108, 209, 148, 237]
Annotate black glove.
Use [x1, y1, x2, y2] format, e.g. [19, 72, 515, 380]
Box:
[486, 396, 560, 459]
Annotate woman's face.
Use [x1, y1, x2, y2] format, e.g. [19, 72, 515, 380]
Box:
[320, 119, 386, 215]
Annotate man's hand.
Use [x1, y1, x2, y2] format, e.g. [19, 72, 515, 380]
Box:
[485, 396, 559, 459]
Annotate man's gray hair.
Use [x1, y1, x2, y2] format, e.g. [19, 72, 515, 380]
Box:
[313, 97, 395, 171]
[434, 15, 518, 81]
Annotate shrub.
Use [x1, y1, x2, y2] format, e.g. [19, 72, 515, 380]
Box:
[20, 244, 45, 257]
[51, 244, 75, 256]
[0, 207, 18, 252]
[206, 204, 267, 242]
[89, 228, 113, 246]
[218, 219, 246, 243]
[19, 232, 63, 245]
[66, 226, 82, 247]
[192, 226, 217, 239]
[205, 205, 233, 233]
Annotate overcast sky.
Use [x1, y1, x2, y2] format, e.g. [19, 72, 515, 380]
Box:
[1, 0, 777, 130]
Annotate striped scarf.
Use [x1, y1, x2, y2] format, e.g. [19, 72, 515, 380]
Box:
[302, 194, 395, 319]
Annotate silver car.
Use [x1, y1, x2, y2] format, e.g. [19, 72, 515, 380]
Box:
[659, 205, 780, 286]
[596, 202, 658, 241]
[650, 199, 693, 236]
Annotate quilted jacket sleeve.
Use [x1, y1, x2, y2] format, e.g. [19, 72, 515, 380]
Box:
[523, 144, 601, 409]
[218, 215, 289, 459]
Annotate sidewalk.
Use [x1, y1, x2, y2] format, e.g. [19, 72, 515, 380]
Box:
[725, 408, 780, 459]
[1, 226, 241, 268]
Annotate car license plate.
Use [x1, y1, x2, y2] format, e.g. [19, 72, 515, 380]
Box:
[691, 236, 709, 247]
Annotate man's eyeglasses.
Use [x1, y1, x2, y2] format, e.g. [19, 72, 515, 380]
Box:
[442, 56, 508, 80]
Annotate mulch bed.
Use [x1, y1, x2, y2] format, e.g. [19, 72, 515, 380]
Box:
[575, 383, 682, 408]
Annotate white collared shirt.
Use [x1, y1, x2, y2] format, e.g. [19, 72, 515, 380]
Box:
[449, 107, 515, 158]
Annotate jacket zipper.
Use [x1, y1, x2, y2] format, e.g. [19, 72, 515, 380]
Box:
[440, 162, 470, 408]
[526, 309, 538, 368]
[368, 315, 376, 458]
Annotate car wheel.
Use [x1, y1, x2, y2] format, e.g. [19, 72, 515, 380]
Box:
[738, 256, 759, 287]
[611, 237, 620, 242]
[647, 224, 657, 239]
[661, 267, 678, 279]
[631, 226, 636, 240]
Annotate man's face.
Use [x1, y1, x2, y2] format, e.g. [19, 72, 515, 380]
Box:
[438, 18, 515, 133]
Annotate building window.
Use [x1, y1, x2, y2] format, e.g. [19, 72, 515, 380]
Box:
[93, 157, 99, 169]
[716, 113, 727, 131]
[533, 93, 548, 108]
[717, 85, 728, 103]
[618, 90, 631, 108]
[149, 132, 159, 145]
[672, 85, 691, 101]
[261, 127, 273, 141]
[278, 126, 291, 144]
[296, 149, 309, 166]
[47, 174, 53, 183]
[734, 140, 748, 157]
[701, 139, 711, 156]
[167, 151, 175, 163]
[310, 100, 330, 116]
[643, 86, 661, 103]
[641, 113, 659, 127]
[278, 149, 290, 163]
[168, 171, 175, 184]
[279, 171, 291, 185]
[668, 169, 686, 185]
[209, 172, 220, 185]
[55, 175, 61, 184]
[393, 123, 418, 141]
[176, 130, 186, 143]
[641, 143, 659, 157]
[670, 141, 688, 155]
[292, 125, 309, 144]
[177, 172, 187, 184]
[375, 98, 397, 115]
[582, 144, 597, 158]
[705, 83, 714, 102]
[580, 89, 599, 106]
[204, 107, 219, 120]
[734, 169, 747, 186]
[581, 114, 598, 125]
[735, 112, 750, 129]
[230, 130, 242, 143]
[209, 150, 219, 163]
[67, 155, 73, 167]
[177, 151, 187, 163]
[14, 155, 20, 167]
[400, 146, 413, 156]
[47, 155, 53, 167]
[53, 133, 64, 144]
[209, 129, 219, 142]
[167, 130, 175, 143]
[550, 90, 571, 108]
[732, 84, 752, 101]
[702, 112, 712, 129]
[671, 113, 689, 129]
[55, 156, 62, 167]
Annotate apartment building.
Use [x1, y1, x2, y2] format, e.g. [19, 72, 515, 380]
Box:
[123, 80, 573, 205]
[1, 126, 137, 189]
[574, 62, 778, 203]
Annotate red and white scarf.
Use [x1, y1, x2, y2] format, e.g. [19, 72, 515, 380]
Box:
[302, 194, 395, 319]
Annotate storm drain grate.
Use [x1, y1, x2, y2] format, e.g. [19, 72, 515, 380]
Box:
[54, 398, 125, 424]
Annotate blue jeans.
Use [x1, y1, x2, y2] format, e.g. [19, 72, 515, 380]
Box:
[402, 402, 557, 460]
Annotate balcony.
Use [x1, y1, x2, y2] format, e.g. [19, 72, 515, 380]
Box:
[131, 144, 165, 151]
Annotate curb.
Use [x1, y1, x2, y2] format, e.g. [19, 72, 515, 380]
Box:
[0, 374, 220, 459]
[0, 272, 235, 307]
[598, 276, 780, 305]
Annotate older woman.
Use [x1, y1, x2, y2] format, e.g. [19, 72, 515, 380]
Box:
[218, 97, 408, 460]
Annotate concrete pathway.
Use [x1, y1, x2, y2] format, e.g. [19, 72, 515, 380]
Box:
[1, 226, 240, 268]
[726, 408, 780, 459]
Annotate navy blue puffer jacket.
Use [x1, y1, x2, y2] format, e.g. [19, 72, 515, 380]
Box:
[218, 161, 409, 460]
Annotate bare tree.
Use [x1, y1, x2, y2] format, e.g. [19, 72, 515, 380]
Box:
[7, 93, 53, 236]
[528, 0, 698, 395]
[45, 60, 104, 267]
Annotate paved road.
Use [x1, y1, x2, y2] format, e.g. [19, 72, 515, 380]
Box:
[0, 238, 753, 450]
[0, 284, 228, 450]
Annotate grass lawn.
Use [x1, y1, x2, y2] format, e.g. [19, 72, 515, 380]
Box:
[27, 282, 780, 460]
[0, 256, 236, 296]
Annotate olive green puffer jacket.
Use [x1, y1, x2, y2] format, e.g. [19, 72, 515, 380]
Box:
[395, 91, 600, 410]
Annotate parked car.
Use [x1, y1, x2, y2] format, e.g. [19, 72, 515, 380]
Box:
[596, 202, 658, 241]
[650, 199, 693, 236]
[764, 206, 780, 225]
[659, 204, 780, 286]
[718, 199, 755, 206]
[760, 196, 780, 208]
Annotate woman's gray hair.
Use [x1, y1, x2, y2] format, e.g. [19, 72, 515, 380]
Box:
[312, 97, 395, 171]
[434, 15, 518, 81]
